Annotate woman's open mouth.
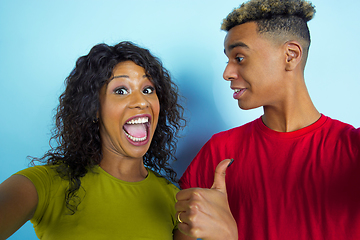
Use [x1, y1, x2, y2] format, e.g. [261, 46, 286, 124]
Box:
[123, 115, 151, 145]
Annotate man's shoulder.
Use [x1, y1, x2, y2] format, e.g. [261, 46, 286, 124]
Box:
[211, 117, 260, 141]
[322, 115, 358, 133]
[323, 115, 360, 141]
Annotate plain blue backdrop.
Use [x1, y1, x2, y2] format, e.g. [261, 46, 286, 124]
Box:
[1, 0, 359, 239]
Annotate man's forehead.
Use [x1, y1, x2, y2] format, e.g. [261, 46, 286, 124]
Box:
[224, 23, 257, 52]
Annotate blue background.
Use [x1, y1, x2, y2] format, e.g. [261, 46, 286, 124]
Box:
[1, 0, 359, 239]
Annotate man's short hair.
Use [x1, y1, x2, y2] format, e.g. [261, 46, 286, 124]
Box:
[221, 0, 316, 52]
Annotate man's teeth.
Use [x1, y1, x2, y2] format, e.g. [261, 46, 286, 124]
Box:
[126, 117, 149, 125]
[124, 131, 147, 142]
[234, 89, 241, 93]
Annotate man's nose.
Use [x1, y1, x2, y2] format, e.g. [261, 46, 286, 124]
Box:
[223, 63, 238, 81]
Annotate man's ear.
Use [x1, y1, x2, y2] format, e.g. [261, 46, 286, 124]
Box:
[284, 41, 302, 71]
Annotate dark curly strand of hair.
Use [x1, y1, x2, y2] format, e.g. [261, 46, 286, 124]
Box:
[31, 41, 185, 214]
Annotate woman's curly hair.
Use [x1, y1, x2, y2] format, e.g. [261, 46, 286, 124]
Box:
[31, 41, 185, 213]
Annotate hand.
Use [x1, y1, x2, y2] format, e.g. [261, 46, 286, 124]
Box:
[175, 159, 238, 240]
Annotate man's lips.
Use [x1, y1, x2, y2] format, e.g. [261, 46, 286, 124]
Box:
[233, 88, 246, 99]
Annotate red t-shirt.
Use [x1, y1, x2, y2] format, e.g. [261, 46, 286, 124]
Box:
[179, 115, 360, 239]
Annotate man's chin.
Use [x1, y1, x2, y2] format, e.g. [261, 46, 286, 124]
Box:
[238, 102, 260, 110]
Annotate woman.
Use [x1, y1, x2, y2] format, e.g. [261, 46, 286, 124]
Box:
[0, 41, 194, 239]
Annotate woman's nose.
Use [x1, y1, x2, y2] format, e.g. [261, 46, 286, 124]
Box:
[128, 91, 149, 109]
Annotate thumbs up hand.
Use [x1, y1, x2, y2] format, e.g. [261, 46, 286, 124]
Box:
[175, 159, 238, 240]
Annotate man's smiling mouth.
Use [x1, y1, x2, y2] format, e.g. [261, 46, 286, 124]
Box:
[233, 88, 246, 99]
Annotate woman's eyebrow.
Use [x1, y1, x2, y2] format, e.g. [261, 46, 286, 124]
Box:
[110, 74, 148, 81]
[110, 75, 129, 80]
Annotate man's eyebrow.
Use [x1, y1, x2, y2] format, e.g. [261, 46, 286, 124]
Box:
[224, 41, 250, 54]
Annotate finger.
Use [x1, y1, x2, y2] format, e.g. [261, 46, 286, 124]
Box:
[176, 187, 202, 202]
[176, 193, 205, 213]
[177, 211, 202, 238]
[175, 198, 190, 212]
[176, 211, 184, 223]
[211, 159, 233, 193]
[177, 221, 195, 238]
[176, 210, 193, 228]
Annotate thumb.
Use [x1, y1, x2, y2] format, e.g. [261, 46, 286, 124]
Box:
[211, 159, 233, 193]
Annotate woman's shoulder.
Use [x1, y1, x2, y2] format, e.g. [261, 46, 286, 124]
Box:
[15, 165, 58, 180]
[14, 164, 66, 191]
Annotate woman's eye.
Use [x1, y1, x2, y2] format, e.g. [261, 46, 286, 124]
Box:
[143, 86, 155, 94]
[235, 56, 244, 63]
[114, 87, 129, 95]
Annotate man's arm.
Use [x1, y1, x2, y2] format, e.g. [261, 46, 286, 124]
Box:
[175, 159, 238, 240]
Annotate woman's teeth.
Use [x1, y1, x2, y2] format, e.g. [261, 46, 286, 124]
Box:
[123, 116, 149, 142]
[126, 117, 149, 124]
[124, 131, 147, 142]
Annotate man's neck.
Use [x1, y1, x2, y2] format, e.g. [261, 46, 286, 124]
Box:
[261, 83, 320, 132]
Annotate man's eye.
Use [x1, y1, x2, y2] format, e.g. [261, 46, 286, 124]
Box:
[114, 87, 129, 95]
[143, 86, 155, 94]
[236, 57, 244, 63]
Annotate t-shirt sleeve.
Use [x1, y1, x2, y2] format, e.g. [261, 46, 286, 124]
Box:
[15, 166, 53, 224]
[153, 171, 181, 231]
[179, 136, 220, 190]
[171, 184, 180, 230]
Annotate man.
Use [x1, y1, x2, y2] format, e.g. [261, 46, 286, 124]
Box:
[175, 0, 360, 239]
